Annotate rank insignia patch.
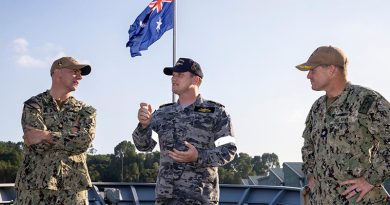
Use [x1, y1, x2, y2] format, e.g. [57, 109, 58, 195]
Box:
[194, 106, 215, 113]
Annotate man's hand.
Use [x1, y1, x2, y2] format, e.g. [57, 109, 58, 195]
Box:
[340, 177, 374, 202]
[71, 116, 80, 134]
[307, 175, 316, 191]
[138, 103, 153, 129]
[168, 141, 198, 163]
[23, 126, 52, 146]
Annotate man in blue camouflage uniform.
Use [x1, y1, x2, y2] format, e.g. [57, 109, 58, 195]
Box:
[297, 46, 390, 204]
[133, 58, 237, 205]
[14, 57, 96, 205]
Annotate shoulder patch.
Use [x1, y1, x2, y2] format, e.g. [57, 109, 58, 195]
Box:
[207, 100, 225, 108]
[24, 98, 41, 110]
[159, 103, 174, 108]
[194, 106, 215, 113]
[359, 95, 375, 114]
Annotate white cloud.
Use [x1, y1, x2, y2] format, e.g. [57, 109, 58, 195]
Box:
[13, 38, 28, 53]
[12, 38, 73, 69]
[16, 55, 46, 67]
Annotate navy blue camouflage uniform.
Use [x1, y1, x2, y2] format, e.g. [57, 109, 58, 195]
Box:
[132, 95, 237, 205]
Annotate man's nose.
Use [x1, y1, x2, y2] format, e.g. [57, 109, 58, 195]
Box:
[76, 73, 82, 80]
[306, 71, 312, 79]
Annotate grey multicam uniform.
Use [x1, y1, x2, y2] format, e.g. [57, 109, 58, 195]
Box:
[132, 95, 237, 205]
[14, 90, 96, 205]
[302, 83, 390, 204]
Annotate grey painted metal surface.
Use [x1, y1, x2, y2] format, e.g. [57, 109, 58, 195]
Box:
[0, 183, 15, 204]
[0, 183, 303, 205]
[283, 162, 306, 188]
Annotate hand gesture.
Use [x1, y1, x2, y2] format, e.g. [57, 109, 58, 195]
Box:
[138, 103, 153, 128]
[169, 141, 199, 163]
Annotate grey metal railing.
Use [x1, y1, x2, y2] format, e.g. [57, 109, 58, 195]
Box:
[1, 182, 302, 205]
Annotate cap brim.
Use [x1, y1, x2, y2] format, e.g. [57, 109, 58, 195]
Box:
[295, 63, 318, 71]
[70, 65, 91, 76]
[80, 65, 91, 76]
[163, 67, 173, 76]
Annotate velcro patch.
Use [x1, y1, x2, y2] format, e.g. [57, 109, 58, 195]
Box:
[359, 95, 375, 114]
[24, 98, 41, 110]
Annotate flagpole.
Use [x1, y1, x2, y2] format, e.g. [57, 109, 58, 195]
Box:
[172, 0, 177, 103]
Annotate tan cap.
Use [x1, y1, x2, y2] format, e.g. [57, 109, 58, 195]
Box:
[296, 46, 348, 71]
[50, 57, 91, 76]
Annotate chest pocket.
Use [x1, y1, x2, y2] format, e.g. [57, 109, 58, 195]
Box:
[62, 110, 79, 128]
[189, 114, 215, 149]
[192, 114, 214, 131]
[328, 116, 360, 149]
[42, 108, 59, 130]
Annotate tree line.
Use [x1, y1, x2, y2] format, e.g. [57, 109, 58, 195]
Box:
[0, 140, 280, 184]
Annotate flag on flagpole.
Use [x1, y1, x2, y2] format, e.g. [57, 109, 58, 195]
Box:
[126, 0, 174, 57]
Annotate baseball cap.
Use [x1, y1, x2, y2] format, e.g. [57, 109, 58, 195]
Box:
[163, 58, 203, 79]
[296, 46, 348, 71]
[50, 57, 91, 76]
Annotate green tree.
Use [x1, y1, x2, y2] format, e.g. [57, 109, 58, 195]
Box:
[0, 140, 281, 185]
[87, 154, 111, 182]
[0, 141, 23, 183]
[261, 153, 280, 170]
[234, 153, 256, 179]
[251, 155, 265, 175]
[139, 152, 159, 183]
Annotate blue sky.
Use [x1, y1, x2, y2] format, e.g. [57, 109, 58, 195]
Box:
[1, 0, 390, 164]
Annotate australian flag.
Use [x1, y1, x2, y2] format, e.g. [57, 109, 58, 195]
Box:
[126, 0, 174, 57]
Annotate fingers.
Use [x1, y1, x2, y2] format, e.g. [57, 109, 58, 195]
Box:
[23, 129, 34, 145]
[342, 185, 359, 199]
[23, 134, 30, 146]
[138, 110, 150, 120]
[307, 176, 316, 191]
[340, 177, 374, 202]
[169, 142, 198, 163]
[139, 102, 148, 108]
[138, 102, 153, 128]
[356, 189, 368, 202]
[184, 141, 195, 149]
[168, 149, 186, 162]
[340, 179, 357, 186]
[23, 126, 36, 133]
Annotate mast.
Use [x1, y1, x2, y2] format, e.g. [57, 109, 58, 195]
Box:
[172, 0, 177, 103]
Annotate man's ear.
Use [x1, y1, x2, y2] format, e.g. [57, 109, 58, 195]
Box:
[192, 76, 201, 86]
[329, 65, 338, 77]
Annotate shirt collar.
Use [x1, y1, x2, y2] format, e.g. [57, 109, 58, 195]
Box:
[174, 94, 203, 111]
[326, 82, 352, 108]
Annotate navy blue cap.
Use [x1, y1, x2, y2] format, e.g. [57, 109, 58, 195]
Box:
[163, 58, 203, 79]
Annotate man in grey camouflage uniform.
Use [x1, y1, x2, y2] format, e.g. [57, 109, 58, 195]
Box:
[133, 58, 237, 205]
[14, 57, 96, 205]
[297, 46, 390, 204]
